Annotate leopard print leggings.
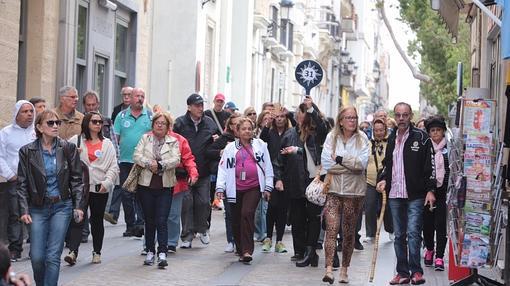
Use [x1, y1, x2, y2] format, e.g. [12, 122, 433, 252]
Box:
[324, 194, 365, 267]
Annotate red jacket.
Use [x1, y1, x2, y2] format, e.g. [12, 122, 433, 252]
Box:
[169, 131, 198, 195]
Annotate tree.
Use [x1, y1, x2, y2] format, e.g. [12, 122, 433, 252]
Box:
[395, 0, 471, 116]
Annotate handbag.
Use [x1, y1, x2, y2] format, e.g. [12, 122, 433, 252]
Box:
[122, 164, 143, 193]
[305, 166, 330, 206]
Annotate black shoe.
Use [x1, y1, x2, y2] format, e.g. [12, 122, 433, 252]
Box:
[354, 240, 364, 250]
[296, 246, 318, 267]
[167, 246, 176, 253]
[290, 253, 304, 261]
[315, 242, 323, 250]
[123, 230, 134, 237]
[132, 226, 144, 238]
[332, 251, 340, 268]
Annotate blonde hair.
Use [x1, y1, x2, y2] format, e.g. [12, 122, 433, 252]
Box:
[151, 112, 173, 129]
[332, 106, 363, 150]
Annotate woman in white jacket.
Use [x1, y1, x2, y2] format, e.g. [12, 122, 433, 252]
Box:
[67, 111, 119, 264]
[215, 117, 274, 264]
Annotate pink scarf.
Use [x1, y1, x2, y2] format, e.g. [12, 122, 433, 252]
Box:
[433, 138, 447, 188]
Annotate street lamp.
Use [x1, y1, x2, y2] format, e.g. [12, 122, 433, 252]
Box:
[280, 0, 294, 20]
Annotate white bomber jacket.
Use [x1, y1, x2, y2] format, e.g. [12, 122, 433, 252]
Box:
[216, 138, 274, 203]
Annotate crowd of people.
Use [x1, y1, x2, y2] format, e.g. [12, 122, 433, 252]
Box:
[0, 85, 451, 286]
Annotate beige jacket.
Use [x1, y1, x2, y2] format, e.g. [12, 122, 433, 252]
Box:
[54, 107, 84, 140]
[366, 139, 387, 187]
[133, 133, 180, 188]
[321, 131, 370, 197]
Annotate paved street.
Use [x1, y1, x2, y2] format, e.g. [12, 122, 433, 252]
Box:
[13, 210, 455, 286]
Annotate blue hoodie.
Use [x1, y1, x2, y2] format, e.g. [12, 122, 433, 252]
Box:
[0, 100, 36, 181]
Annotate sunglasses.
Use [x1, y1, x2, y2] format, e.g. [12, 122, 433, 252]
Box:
[46, 120, 62, 127]
[91, 119, 104, 125]
[247, 112, 256, 116]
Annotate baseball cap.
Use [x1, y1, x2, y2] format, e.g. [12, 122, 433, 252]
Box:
[187, 94, 204, 105]
[224, 101, 238, 111]
[214, 93, 225, 102]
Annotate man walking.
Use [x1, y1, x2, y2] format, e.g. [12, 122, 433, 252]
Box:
[376, 102, 436, 285]
[111, 86, 133, 123]
[173, 94, 219, 248]
[113, 87, 152, 237]
[0, 100, 36, 261]
[204, 93, 230, 131]
[54, 86, 84, 139]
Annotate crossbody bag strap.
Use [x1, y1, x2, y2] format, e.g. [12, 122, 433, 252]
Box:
[210, 109, 224, 134]
[242, 145, 265, 176]
[372, 140, 380, 172]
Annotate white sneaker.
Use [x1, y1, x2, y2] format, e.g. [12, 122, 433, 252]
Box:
[199, 232, 210, 245]
[180, 240, 192, 248]
[144, 251, 155, 265]
[157, 252, 168, 268]
[389, 233, 395, 241]
[224, 242, 235, 253]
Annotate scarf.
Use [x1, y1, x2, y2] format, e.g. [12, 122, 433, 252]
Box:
[433, 137, 447, 188]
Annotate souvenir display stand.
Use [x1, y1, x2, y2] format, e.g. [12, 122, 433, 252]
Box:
[447, 98, 506, 286]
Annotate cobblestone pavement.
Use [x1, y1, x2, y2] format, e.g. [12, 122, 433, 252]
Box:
[12, 210, 474, 286]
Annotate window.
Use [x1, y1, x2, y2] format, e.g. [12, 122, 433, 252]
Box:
[114, 19, 129, 107]
[94, 56, 108, 114]
[75, 2, 88, 110]
[279, 20, 293, 51]
[17, 0, 28, 100]
[269, 6, 278, 39]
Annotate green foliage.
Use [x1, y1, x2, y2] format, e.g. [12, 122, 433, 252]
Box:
[397, 0, 471, 116]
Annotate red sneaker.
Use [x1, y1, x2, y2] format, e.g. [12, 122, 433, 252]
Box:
[389, 274, 410, 285]
[424, 249, 434, 266]
[411, 272, 426, 285]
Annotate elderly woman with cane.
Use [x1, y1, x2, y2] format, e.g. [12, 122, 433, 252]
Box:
[321, 106, 369, 284]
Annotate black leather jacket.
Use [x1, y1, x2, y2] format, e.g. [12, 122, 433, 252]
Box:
[17, 138, 84, 215]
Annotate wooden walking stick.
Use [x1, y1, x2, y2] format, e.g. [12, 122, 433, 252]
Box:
[368, 191, 387, 284]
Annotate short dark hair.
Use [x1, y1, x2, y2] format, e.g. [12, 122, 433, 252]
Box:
[0, 244, 10, 278]
[35, 110, 60, 138]
[81, 111, 104, 141]
[29, 97, 46, 106]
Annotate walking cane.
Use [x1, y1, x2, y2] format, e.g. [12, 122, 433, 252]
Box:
[367, 191, 387, 285]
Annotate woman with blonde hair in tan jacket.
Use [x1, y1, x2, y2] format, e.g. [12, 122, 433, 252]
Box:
[320, 106, 370, 284]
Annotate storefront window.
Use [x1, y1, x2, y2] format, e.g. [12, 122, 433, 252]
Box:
[77, 5, 88, 60]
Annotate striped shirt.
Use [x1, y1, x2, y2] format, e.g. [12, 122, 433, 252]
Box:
[390, 128, 410, 198]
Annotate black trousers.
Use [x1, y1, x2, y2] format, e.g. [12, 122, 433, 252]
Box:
[289, 197, 322, 255]
[423, 191, 447, 258]
[266, 189, 288, 242]
[68, 192, 109, 254]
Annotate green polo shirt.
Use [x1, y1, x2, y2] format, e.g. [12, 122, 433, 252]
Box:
[113, 107, 152, 163]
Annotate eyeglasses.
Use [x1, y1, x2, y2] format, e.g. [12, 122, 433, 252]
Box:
[64, 95, 78, 100]
[247, 113, 256, 116]
[154, 121, 168, 127]
[276, 115, 286, 118]
[343, 116, 358, 121]
[46, 120, 62, 127]
[394, 113, 410, 118]
[91, 119, 103, 125]
[121, 93, 131, 96]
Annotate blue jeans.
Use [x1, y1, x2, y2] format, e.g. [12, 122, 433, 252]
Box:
[167, 191, 186, 246]
[254, 199, 268, 240]
[389, 198, 424, 277]
[30, 199, 73, 286]
[117, 162, 144, 229]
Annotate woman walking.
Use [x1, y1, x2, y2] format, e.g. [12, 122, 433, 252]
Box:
[321, 106, 369, 284]
[259, 106, 292, 253]
[364, 119, 393, 242]
[206, 113, 241, 253]
[65, 111, 119, 264]
[133, 113, 180, 268]
[423, 115, 449, 271]
[277, 97, 328, 267]
[215, 117, 274, 263]
[18, 110, 84, 286]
